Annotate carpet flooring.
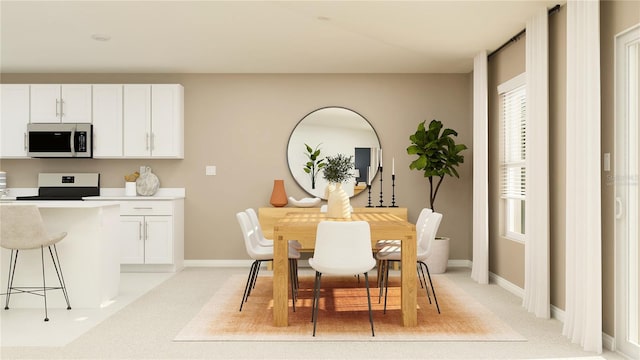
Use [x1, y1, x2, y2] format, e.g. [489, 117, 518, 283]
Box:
[175, 272, 526, 341]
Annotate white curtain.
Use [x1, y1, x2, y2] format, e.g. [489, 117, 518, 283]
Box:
[471, 50, 489, 285]
[523, 6, 550, 319]
[564, 0, 602, 353]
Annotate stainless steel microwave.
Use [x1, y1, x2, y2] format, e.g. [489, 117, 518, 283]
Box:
[27, 123, 93, 158]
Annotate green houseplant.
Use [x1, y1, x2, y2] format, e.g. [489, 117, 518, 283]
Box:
[303, 143, 325, 190]
[407, 119, 467, 211]
[322, 154, 354, 218]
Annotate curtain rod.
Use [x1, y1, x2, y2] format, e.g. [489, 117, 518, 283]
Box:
[488, 4, 561, 59]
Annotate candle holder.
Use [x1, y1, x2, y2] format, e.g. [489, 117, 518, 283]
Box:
[366, 184, 373, 207]
[390, 174, 398, 207]
[377, 166, 386, 207]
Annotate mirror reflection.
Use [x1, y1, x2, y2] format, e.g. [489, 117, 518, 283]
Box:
[287, 107, 381, 199]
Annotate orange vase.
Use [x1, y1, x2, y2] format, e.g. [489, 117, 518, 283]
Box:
[270, 179, 288, 207]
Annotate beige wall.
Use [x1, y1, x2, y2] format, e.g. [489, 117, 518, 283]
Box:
[600, 0, 640, 336]
[488, 33, 526, 288]
[0, 73, 473, 261]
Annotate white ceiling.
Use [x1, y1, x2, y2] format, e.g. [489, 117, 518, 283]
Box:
[0, 0, 562, 74]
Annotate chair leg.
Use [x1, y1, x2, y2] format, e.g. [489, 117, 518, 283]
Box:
[40, 246, 49, 322]
[378, 260, 386, 302]
[239, 260, 258, 312]
[383, 260, 391, 314]
[417, 261, 432, 304]
[420, 261, 440, 314]
[49, 245, 71, 310]
[4, 249, 18, 310]
[289, 259, 296, 312]
[364, 272, 375, 337]
[312, 271, 322, 336]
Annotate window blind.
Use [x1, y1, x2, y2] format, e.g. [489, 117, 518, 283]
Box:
[500, 84, 526, 199]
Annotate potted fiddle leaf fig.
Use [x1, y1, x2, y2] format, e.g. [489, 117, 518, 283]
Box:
[407, 119, 467, 273]
[303, 143, 325, 190]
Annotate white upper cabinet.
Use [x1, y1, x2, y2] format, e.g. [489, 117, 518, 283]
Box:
[150, 84, 184, 158]
[30, 84, 92, 123]
[92, 85, 123, 158]
[0, 84, 30, 158]
[123, 84, 184, 158]
[123, 84, 152, 157]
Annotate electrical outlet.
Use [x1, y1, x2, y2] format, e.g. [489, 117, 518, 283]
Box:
[206, 166, 216, 176]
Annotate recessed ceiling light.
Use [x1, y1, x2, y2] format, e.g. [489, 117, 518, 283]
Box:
[317, 16, 330, 21]
[91, 34, 111, 42]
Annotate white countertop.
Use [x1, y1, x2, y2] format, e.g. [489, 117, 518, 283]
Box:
[0, 201, 120, 208]
[1, 187, 185, 201]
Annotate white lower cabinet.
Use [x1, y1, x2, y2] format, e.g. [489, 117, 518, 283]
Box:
[119, 199, 184, 272]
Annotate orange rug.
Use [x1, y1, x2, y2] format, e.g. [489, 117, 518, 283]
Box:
[174, 273, 526, 341]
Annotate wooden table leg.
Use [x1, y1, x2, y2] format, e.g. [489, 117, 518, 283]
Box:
[400, 232, 418, 327]
[272, 230, 289, 326]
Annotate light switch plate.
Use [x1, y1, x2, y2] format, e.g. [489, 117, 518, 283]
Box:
[603, 153, 610, 172]
[206, 166, 216, 176]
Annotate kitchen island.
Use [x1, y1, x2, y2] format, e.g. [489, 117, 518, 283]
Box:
[0, 201, 121, 308]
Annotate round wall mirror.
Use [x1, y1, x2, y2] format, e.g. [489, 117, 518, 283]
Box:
[287, 106, 381, 199]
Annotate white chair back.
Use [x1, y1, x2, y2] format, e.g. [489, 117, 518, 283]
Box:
[236, 211, 266, 259]
[417, 212, 442, 258]
[0, 205, 51, 250]
[311, 221, 376, 275]
[415, 208, 433, 239]
[245, 208, 270, 245]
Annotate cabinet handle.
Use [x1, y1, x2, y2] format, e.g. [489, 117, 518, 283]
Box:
[151, 133, 154, 151]
[23, 133, 27, 151]
[145, 222, 149, 240]
[56, 99, 60, 117]
[133, 207, 153, 210]
[139, 222, 143, 240]
[60, 99, 64, 117]
[146, 133, 150, 150]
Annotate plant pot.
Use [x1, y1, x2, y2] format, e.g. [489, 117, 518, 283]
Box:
[425, 237, 450, 274]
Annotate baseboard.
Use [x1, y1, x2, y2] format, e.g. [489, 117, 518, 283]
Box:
[184, 259, 255, 267]
[602, 332, 615, 352]
[448, 259, 472, 268]
[551, 304, 565, 322]
[489, 271, 525, 298]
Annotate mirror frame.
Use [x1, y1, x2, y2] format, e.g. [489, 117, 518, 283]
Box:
[286, 106, 381, 199]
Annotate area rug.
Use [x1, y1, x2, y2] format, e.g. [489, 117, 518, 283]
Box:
[174, 273, 526, 342]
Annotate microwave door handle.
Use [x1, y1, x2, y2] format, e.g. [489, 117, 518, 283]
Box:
[70, 128, 76, 157]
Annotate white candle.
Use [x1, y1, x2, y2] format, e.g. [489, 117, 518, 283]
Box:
[379, 148, 383, 168]
[392, 157, 395, 175]
[367, 166, 371, 185]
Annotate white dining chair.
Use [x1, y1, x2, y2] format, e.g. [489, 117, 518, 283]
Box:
[245, 208, 301, 250]
[236, 211, 300, 312]
[309, 221, 377, 336]
[376, 212, 443, 314]
[0, 204, 72, 321]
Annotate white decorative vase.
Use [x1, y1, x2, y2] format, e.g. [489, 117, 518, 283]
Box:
[136, 166, 160, 196]
[125, 182, 137, 196]
[325, 183, 351, 219]
[426, 237, 450, 274]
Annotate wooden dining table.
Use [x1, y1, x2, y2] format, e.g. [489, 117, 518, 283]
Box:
[272, 212, 418, 327]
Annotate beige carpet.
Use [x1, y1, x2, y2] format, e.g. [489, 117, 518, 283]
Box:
[174, 273, 526, 341]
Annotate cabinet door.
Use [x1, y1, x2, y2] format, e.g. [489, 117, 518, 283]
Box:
[120, 216, 145, 264]
[123, 85, 151, 157]
[60, 85, 92, 123]
[30, 85, 61, 123]
[0, 85, 30, 158]
[92, 85, 123, 157]
[144, 216, 173, 264]
[150, 84, 184, 158]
